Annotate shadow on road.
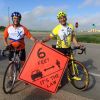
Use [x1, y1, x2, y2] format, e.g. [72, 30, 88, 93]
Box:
[23, 88, 52, 100]
[0, 50, 8, 61]
[58, 59, 97, 91]
[10, 81, 30, 94]
[82, 59, 97, 70]
[81, 59, 96, 91]
[0, 55, 8, 61]
[85, 74, 96, 91]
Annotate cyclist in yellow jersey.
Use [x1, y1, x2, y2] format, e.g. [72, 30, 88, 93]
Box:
[42, 11, 84, 80]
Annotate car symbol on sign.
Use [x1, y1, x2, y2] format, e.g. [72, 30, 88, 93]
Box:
[31, 70, 43, 81]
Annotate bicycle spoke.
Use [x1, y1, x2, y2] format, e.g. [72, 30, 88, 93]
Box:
[3, 62, 17, 93]
[69, 60, 89, 90]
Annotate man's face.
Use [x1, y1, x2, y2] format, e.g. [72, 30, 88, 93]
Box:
[58, 16, 67, 26]
[12, 16, 20, 25]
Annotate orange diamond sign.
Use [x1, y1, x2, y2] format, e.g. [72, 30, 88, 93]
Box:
[18, 42, 69, 93]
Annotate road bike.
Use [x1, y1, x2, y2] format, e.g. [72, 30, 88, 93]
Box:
[2, 46, 21, 94]
[52, 45, 89, 90]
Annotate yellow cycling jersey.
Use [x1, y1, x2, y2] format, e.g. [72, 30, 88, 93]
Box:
[50, 23, 74, 48]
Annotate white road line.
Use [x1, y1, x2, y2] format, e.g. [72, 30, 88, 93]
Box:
[89, 72, 100, 77]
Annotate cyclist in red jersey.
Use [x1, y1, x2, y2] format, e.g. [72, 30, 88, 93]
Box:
[4, 12, 37, 86]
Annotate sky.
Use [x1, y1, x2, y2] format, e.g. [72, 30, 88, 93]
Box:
[0, 0, 100, 31]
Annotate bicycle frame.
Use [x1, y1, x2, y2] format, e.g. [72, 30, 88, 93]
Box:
[8, 49, 21, 76]
[10, 49, 20, 64]
[2, 49, 22, 94]
[69, 49, 79, 76]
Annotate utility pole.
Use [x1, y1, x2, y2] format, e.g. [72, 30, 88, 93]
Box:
[8, 7, 10, 25]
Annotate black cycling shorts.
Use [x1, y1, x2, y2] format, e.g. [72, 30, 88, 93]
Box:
[9, 49, 26, 61]
[52, 45, 71, 55]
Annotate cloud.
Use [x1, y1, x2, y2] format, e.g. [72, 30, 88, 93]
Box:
[0, 5, 100, 31]
[70, 13, 100, 30]
[0, 5, 69, 30]
[21, 5, 68, 30]
[78, 0, 100, 8]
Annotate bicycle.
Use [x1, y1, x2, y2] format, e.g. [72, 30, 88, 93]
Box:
[52, 45, 89, 91]
[68, 47, 89, 90]
[2, 46, 21, 94]
[2, 43, 89, 94]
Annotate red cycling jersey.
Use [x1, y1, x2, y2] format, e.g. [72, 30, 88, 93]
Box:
[4, 24, 32, 50]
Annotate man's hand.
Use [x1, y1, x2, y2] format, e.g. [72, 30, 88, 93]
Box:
[41, 35, 51, 43]
[79, 44, 85, 50]
[30, 37, 38, 42]
[5, 44, 14, 50]
[41, 40, 46, 43]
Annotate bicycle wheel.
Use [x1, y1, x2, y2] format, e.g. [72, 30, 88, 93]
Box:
[3, 62, 17, 94]
[68, 60, 89, 90]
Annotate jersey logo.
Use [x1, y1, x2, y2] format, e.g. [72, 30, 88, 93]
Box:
[58, 26, 72, 45]
[17, 31, 22, 37]
[58, 28, 70, 40]
[67, 27, 72, 34]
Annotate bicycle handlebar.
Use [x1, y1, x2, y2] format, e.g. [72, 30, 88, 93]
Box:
[0, 49, 7, 56]
[1, 45, 21, 56]
[72, 46, 86, 55]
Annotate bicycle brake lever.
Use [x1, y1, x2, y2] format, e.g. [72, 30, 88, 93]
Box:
[78, 51, 83, 54]
[78, 47, 86, 55]
[84, 48, 86, 55]
[0, 50, 5, 56]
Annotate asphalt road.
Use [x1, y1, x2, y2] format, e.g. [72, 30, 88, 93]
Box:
[0, 33, 100, 100]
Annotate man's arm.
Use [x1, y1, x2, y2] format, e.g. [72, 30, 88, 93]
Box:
[30, 36, 37, 42]
[24, 27, 37, 42]
[4, 27, 9, 46]
[42, 35, 52, 42]
[72, 31, 80, 47]
[4, 37, 8, 46]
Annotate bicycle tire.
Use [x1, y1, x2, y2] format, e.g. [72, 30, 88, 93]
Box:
[3, 62, 17, 94]
[67, 60, 89, 90]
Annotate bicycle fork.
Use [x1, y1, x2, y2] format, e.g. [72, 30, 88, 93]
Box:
[70, 55, 78, 75]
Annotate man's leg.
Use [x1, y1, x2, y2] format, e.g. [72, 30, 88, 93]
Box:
[19, 49, 26, 67]
[19, 49, 28, 85]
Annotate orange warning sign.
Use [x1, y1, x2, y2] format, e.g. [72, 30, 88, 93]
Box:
[18, 42, 69, 93]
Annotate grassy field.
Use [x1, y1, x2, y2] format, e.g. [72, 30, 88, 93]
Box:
[77, 34, 100, 44]
[1, 31, 100, 44]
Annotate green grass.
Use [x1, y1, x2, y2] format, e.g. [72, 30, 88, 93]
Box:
[77, 34, 100, 44]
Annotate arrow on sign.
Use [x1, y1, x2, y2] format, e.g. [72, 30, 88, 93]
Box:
[44, 66, 55, 71]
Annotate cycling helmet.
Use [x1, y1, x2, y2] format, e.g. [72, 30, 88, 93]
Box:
[11, 12, 21, 20]
[57, 11, 66, 19]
